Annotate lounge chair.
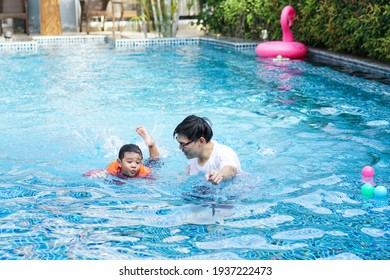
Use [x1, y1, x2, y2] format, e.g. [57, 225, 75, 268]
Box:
[112, 1, 148, 36]
[114, 1, 140, 32]
[0, 0, 29, 35]
[80, 0, 111, 34]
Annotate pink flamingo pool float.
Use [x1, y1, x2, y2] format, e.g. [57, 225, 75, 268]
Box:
[256, 5, 307, 59]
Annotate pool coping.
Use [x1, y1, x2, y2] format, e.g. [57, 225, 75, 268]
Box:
[307, 48, 390, 79]
[1, 35, 389, 79]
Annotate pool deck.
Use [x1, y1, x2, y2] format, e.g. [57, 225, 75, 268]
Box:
[1, 20, 389, 82]
[0, 19, 205, 41]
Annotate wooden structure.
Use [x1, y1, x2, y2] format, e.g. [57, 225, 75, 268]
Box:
[40, 0, 62, 35]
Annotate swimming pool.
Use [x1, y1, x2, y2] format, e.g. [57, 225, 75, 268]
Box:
[0, 38, 389, 260]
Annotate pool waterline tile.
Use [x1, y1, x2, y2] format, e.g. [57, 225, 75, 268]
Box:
[0, 35, 259, 52]
[308, 48, 390, 79]
[0, 40, 38, 51]
[33, 35, 106, 45]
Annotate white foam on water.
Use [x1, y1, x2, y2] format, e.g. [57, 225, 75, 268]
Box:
[366, 120, 389, 126]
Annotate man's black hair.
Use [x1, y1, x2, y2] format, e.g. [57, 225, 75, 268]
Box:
[173, 115, 213, 142]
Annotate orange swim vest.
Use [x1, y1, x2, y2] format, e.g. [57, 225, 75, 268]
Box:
[106, 160, 152, 178]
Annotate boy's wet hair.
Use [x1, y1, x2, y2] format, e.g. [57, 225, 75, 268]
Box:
[118, 144, 143, 160]
[173, 115, 213, 142]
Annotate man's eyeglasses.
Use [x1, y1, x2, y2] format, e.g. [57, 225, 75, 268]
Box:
[178, 139, 195, 149]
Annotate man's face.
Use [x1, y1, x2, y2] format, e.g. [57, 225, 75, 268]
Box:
[176, 134, 199, 159]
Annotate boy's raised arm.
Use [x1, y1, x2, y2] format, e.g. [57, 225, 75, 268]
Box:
[136, 126, 160, 160]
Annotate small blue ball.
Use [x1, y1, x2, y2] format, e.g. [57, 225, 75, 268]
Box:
[374, 185, 388, 198]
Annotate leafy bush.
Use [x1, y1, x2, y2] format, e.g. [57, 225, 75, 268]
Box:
[197, 0, 390, 63]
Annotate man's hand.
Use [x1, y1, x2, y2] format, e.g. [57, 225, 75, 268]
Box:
[205, 170, 224, 185]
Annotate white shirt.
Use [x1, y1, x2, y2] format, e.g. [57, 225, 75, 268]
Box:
[189, 141, 243, 175]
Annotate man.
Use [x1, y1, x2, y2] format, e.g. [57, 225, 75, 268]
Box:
[173, 115, 242, 185]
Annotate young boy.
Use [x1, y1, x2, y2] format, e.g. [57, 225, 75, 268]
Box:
[84, 126, 159, 179]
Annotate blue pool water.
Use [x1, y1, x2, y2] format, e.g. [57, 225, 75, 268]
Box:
[0, 42, 389, 260]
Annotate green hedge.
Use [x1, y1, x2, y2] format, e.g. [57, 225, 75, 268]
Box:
[197, 0, 390, 63]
